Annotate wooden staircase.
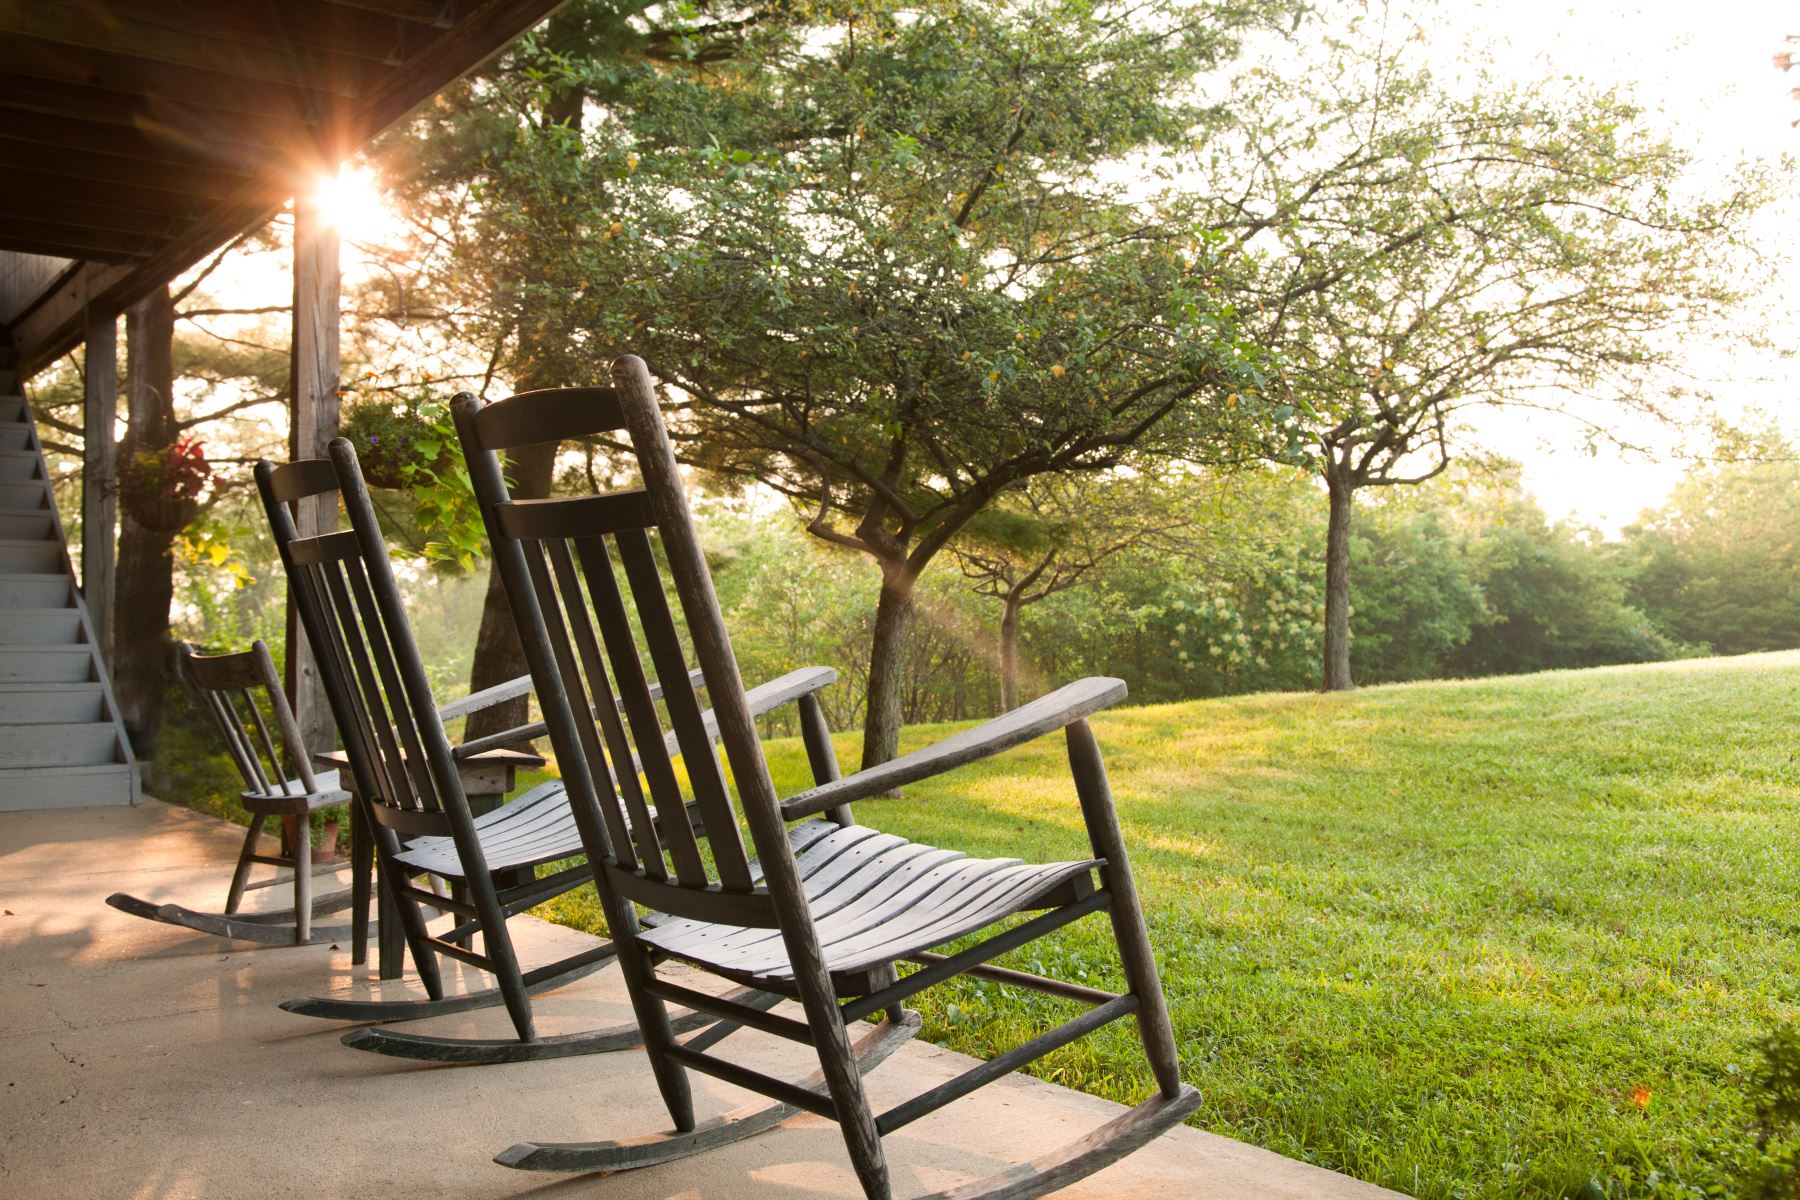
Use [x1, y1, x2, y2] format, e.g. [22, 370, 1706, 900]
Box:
[0, 354, 137, 810]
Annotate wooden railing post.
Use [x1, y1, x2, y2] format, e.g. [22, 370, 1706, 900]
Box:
[81, 305, 117, 664]
[286, 185, 341, 757]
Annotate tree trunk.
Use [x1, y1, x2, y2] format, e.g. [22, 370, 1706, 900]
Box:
[860, 562, 917, 770]
[114, 287, 178, 756]
[1322, 468, 1355, 692]
[998, 592, 1023, 712]
[463, 438, 557, 742]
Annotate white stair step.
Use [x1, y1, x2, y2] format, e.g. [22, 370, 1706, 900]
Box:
[0, 398, 25, 424]
[0, 510, 55, 540]
[0, 451, 41, 482]
[0, 721, 120, 767]
[0, 539, 61, 573]
[0, 646, 92, 683]
[0, 575, 71, 607]
[0, 608, 82, 644]
[0, 427, 31, 452]
[0, 480, 50, 509]
[0, 763, 134, 810]
[0, 683, 104, 724]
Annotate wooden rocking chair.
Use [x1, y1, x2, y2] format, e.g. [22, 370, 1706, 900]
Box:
[254, 453, 791, 1063]
[455, 357, 1200, 1199]
[106, 640, 364, 946]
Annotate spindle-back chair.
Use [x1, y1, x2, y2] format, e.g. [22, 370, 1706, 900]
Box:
[254, 454, 683, 1063]
[458, 357, 1200, 1199]
[106, 641, 362, 945]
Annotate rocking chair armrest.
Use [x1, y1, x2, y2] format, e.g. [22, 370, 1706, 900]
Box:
[780, 676, 1128, 821]
[450, 666, 756, 762]
[654, 666, 838, 758]
[437, 673, 535, 722]
[738, 666, 839, 725]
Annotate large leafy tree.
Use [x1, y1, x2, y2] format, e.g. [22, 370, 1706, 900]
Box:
[367, 0, 810, 741]
[475, 0, 1290, 766]
[1207, 1, 1769, 689]
[1620, 430, 1800, 657]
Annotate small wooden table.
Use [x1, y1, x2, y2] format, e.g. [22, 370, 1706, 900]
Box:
[317, 746, 546, 979]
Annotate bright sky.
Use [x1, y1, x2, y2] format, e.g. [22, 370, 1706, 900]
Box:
[1449, 0, 1798, 532]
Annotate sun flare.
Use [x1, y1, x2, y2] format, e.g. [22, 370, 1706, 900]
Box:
[309, 166, 396, 243]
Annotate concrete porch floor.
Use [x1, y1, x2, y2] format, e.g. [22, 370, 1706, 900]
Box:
[0, 799, 1402, 1199]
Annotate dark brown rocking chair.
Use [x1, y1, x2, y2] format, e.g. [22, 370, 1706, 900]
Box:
[455, 357, 1200, 1199]
[106, 640, 364, 945]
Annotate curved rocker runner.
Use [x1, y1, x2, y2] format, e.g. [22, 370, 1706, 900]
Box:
[451, 358, 1202, 1197]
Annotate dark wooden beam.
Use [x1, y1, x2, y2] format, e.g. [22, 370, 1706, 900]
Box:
[0, 110, 270, 173]
[38, 1, 427, 70]
[0, 220, 161, 263]
[324, 0, 461, 29]
[0, 141, 259, 201]
[0, 193, 187, 240]
[82, 307, 118, 664]
[0, 236, 135, 266]
[2, 166, 219, 223]
[2, 35, 340, 126]
[0, 72, 317, 146]
[0, 10, 376, 98]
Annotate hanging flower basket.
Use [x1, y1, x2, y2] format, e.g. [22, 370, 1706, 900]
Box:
[119, 437, 212, 532]
[340, 400, 457, 490]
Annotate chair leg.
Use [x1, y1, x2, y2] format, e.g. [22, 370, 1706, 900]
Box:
[467, 868, 537, 1043]
[1067, 718, 1184, 1099]
[294, 816, 313, 945]
[350, 801, 372, 966]
[793, 953, 891, 1199]
[610, 902, 693, 1131]
[224, 816, 265, 915]
[371, 827, 445, 999]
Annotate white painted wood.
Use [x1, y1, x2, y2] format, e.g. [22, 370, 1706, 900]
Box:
[0, 609, 82, 644]
[0, 721, 120, 766]
[0, 383, 137, 806]
[0, 541, 61, 572]
[0, 684, 104, 724]
[0, 763, 133, 809]
[82, 307, 117, 663]
[0, 512, 56, 541]
[0, 451, 41, 481]
[0, 482, 50, 510]
[0, 575, 73, 606]
[0, 646, 92, 683]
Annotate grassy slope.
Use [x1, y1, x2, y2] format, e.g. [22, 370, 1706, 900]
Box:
[538, 652, 1800, 1199]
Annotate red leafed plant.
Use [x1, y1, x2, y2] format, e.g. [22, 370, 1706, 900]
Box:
[120, 436, 214, 532]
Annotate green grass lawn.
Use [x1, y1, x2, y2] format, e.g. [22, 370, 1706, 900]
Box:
[533, 651, 1800, 1199]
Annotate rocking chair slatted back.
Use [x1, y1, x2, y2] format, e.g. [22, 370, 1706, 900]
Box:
[453, 384, 762, 919]
[254, 460, 459, 829]
[181, 640, 316, 802]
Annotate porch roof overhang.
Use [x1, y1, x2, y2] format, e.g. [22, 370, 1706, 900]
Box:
[0, 0, 568, 374]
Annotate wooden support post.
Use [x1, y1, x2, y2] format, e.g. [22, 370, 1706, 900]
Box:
[81, 306, 117, 664]
[286, 187, 341, 757]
